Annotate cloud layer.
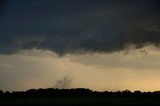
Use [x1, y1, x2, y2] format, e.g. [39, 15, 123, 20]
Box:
[0, 0, 160, 55]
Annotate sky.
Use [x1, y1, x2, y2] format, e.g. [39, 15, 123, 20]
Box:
[0, 0, 160, 91]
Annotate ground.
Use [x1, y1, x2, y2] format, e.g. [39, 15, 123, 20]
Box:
[0, 97, 160, 106]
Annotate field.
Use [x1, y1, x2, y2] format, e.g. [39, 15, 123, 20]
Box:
[1, 97, 160, 105]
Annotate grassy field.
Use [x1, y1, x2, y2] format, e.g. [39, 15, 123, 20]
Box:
[0, 97, 160, 105]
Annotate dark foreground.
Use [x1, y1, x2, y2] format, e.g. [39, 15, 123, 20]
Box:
[0, 97, 160, 106]
[1, 88, 160, 105]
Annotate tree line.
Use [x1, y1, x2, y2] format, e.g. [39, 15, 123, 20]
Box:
[0, 88, 160, 97]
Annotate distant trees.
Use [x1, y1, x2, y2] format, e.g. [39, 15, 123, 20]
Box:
[0, 90, 3, 97]
[134, 90, 141, 96]
[0, 88, 160, 97]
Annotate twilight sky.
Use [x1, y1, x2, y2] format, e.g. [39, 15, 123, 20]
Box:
[0, 0, 160, 91]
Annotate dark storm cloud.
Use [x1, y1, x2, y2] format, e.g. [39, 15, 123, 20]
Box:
[0, 0, 160, 55]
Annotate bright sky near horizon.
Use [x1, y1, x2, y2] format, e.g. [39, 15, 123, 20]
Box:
[1, 46, 160, 91]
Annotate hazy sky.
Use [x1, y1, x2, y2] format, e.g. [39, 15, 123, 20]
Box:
[0, 0, 160, 91]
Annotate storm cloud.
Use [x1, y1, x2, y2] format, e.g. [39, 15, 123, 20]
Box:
[0, 0, 160, 55]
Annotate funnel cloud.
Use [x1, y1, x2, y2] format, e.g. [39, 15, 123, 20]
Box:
[54, 76, 72, 89]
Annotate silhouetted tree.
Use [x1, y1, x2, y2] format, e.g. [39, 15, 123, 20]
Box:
[134, 90, 141, 96]
[0, 90, 3, 97]
[4, 91, 10, 97]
